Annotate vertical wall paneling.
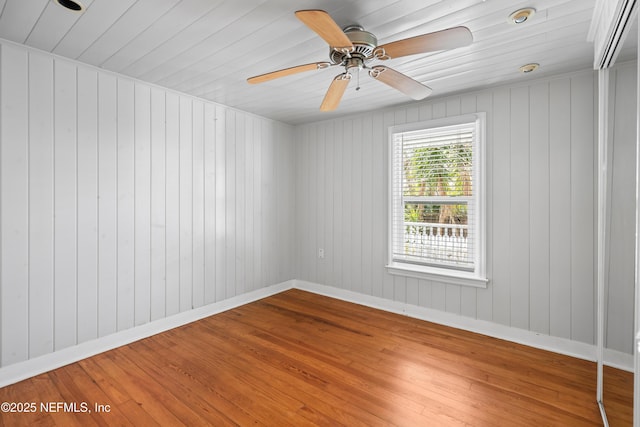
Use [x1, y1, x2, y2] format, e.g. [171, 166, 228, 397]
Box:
[304, 124, 316, 284]
[391, 110, 407, 305]
[275, 124, 294, 284]
[311, 123, 320, 284]
[164, 92, 180, 316]
[245, 116, 255, 292]
[606, 62, 637, 354]
[315, 122, 322, 285]
[262, 120, 272, 285]
[328, 122, 340, 289]
[203, 103, 215, 304]
[283, 125, 296, 281]
[116, 78, 135, 331]
[263, 121, 275, 286]
[361, 114, 373, 297]
[570, 74, 596, 344]
[0, 40, 296, 369]
[294, 126, 305, 282]
[371, 111, 384, 299]
[235, 113, 246, 296]
[491, 88, 511, 326]
[343, 120, 355, 292]
[134, 83, 151, 326]
[251, 116, 261, 293]
[150, 87, 166, 321]
[225, 110, 236, 298]
[77, 67, 99, 343]
[192, 100, 205, 309]
[54, 59, 78, 350]
[0, 44, 29, 365]
[509, 86, 531, 330]
[311, 124, 321, 285]
[381, 111, 395, 302]
[548, 79, 573, 339]
[27, 51, 54, 358]
[97, 73, 118, 338]
[529, 82, 551, 335]
[179, 97, 193, 312]
[214, 105, 226, 303]
[352, 117, 363, 294]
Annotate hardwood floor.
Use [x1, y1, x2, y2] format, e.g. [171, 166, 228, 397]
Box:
[0, 289, 633, 426]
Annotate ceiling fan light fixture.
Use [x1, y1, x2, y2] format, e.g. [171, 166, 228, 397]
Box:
[508, 8, 536, 25]
[53, 0, 85, 12]
[519, 63, 539, 74]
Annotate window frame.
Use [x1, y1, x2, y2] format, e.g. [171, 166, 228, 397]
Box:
[386, 113, 488, 288]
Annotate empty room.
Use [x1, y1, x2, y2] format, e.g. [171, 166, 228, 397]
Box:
[0, 0, 638, 425]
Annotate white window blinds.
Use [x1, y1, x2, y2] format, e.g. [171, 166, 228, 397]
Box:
[391, 121, 477, 272]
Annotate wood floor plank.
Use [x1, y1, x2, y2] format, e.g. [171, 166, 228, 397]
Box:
[238, 295, 602, 425]
[0, 289, 633, 426]
[240, 294, 601, 422]
[185, 322, 390, 427]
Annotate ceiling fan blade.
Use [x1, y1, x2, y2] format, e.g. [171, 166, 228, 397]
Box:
[375, 26, 472, 60]
[247, 62, 332, 84]
[369, 66, 432, 100]
[320, 73, 351, 111]
[295, 10, 354, 50]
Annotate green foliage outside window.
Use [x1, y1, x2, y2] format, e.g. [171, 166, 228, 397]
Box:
[403, 143, 472, 225]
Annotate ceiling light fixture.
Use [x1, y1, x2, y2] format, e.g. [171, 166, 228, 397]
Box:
[53, 0, 85, 12]
[519, 63, 539, 74]
[508, 8, 536, 25]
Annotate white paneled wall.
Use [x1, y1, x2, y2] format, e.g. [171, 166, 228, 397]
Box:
[295, 70, 600, 347]
[0, 41, 295, 368]
[606, 60, 637, 355]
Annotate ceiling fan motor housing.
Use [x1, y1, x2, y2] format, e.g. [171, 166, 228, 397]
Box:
[330, 25, 378, 65]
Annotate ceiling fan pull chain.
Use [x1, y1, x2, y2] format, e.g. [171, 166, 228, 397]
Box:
[356, 67, 360, 91]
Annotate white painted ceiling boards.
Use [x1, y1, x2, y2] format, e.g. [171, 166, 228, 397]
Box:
[0, 0, 597, 124]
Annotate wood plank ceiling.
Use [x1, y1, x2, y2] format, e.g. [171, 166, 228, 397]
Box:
[0, 0, 598, 125]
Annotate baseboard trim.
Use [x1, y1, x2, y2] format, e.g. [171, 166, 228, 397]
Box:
[1, 278, 633, 388]
[0, 281, 293, 388]
[293, 280, 635, 372]
[603, 348, 635, 372]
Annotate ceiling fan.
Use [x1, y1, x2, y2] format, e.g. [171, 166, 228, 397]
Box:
[247, 10, 473, 111]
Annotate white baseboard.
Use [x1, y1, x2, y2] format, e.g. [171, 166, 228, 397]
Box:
[294, 280, 635, 372]
[603, 348, 635, 372]
[0, 281, 294, 388]
[1, 278, 633, 388]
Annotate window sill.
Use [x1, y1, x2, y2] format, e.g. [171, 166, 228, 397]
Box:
[386, 262, 488, 288]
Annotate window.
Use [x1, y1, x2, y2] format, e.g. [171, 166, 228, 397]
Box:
[387, 114, 487, 288]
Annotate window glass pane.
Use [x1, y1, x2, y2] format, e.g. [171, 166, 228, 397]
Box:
[403, 143, 473, 198]
[404, 202, 468, 229]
